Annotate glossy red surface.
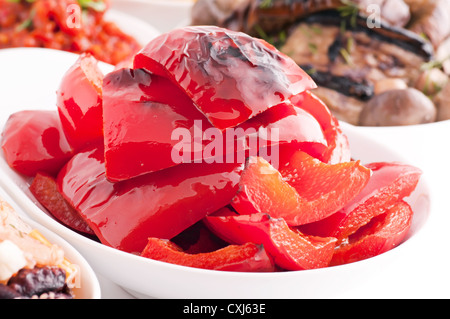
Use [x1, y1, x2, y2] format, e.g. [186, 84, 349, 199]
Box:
[299, 162, 423, 241]
[102, 68, 327, 181]
[57, 144, 244, 253]
[1, 110, 74, 176]
[56, 53, 103, 151]
[141, 239, 275, 272]
[134, 26, 317, 131]
[331, 201, 414, 266]
[205, 213, 337, 270]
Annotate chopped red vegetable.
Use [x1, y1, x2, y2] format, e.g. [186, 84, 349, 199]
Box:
[205, 213, 337, 270]
[141, 238, 275, 272]
[1, 110, 74, 177]
[134, 26, 316, 131]
[57, 144, 243, 253]
[0, 25, 424, 272]
[56, 53, 104, 151]
[29, 172, 94, 236]
[102, 68, 327, 181]
[299, 162, 422, 241]
[232, 152, 371, 225]
[291, 90, 351, 164]
[331, 201, 414, 266]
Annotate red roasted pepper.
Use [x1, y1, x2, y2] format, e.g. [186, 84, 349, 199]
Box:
[141, 238, 275, 272]
[232, 152, 371, 225]
[134, 26, 317, 131]
[205, 213, 337, 270]
[102, 68, 327, 181]
[29, 172, 94, 236]
[291, 90, 351, 164]
[57, 144, 243, 253]
[56, 53, 104, 150]
[102, 67, 213, 181]
[299, 162, 422, 241]
[1, 110, 74, 177]
[330, 201, 414, 266]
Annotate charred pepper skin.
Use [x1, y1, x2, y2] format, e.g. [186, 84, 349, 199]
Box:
[134, 26, 316, 131]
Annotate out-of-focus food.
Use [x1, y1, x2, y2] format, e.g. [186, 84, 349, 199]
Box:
[359, 88, 437, 126]
[0, 0, 141, 65]
[406, 0, 450, 49]
[0, 198, 77, 299]
[435, 81, 450, 121]
[191, 0, 450, 126]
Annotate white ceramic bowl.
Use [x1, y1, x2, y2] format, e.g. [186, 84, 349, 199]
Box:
[0, 49, 431, 298]
[0, 48, 432, 298]
[0, 188, 101, 299]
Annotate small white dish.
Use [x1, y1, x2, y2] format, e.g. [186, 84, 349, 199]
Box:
[0, 187, 101, 299]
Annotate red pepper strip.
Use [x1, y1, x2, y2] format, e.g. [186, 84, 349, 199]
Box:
[330, 201, 414, 266]
[29, 172, 95, 236]
[299, 162, 422, 242]
[102, 68, 327, 181]
[56, 53, 103, 151]
[205, 213, 337, 271]
[1, 110, 74, 177]
[232, 152, 371, 225]
[133, 26, 316, 131]
[290, 90, 351, 164]
[141, 238, 275, 272]
[57, 144, 243, 253]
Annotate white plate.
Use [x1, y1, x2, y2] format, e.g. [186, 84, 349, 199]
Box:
[0, 48, 436, 298]
[0, 187, 101, 299]
[110, 0, 193, 33]
[105, 8, 160, 46]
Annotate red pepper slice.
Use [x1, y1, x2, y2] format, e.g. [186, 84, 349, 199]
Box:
[102, 68, 327, 181]
[232, 152, 371, 225]
[290, 90, 351, 164]
[56, 53, 103, 151]
[1, 110, 74, 177]
[133, 26, 316, 131]
[205, 213, 337, 270]
[102, 67, 213, 181]
[57, 144, 243, 253]
[330, 201, 414, 266]
[29, 172, 94, 236]
[141, 238, 275, 272]
[299, 162, 422, 241]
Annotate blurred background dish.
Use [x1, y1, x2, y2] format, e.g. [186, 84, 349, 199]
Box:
[0, 0, 160, 65]
[189, 0, 450, 127]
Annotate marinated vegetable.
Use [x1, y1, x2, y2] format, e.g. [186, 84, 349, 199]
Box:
[191, 0, 450, 126]
[1, 26, 424, 271]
